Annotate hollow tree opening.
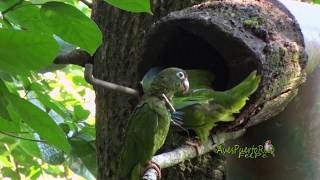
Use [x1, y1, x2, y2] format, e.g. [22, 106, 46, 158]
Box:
[139, 19, 260, 91]
[138, 0, 307, 129]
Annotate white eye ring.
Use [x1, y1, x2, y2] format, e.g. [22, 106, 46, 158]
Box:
[176, 72, 185, 80]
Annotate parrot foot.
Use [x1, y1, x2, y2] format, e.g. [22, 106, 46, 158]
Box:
[144, 161, 161, 180]
[185, 138, 203, 155]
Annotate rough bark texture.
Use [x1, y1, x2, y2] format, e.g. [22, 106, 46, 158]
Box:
[91, 0, 307, 180]
[92, 1, 211, 179]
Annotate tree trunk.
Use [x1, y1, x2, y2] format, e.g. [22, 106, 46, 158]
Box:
[92, 1, 213, 179]
[91, 0, 307, 179]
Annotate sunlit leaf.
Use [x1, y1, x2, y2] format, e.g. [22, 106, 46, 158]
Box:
[74, 105, 90, 121]
[19, 135, 42, 159]
[7, 94, 71, 153]
[40, 1, 102, 55]
[5, 2, 51, 32]
[33, 91, 72, 121]
[1, 167, 19, 179]
[104, 0, 152, 13]
[0, 29, 59, 74]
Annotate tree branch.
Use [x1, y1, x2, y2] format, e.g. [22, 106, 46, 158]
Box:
[79, 0, 92, 8]
[142, 129, 246, 180]
[84, 64, 139, 96]
[53, 49, 92, 67]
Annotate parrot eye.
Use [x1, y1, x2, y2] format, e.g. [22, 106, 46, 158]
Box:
[176, 72, 185, 80]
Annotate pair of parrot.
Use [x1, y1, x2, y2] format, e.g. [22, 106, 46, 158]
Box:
[119, 67, 260, 180]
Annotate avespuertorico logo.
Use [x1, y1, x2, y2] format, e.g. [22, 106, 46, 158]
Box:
[215, 139, 275, 158]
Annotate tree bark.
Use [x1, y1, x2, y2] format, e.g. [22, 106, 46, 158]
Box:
[91, 0, 307, 179]
[92, 1, 210, 179]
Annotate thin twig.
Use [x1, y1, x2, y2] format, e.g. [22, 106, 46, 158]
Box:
[0, 130, 46, 143]
[142, 129, 246, 180]
[79, 0, 93, 8]
[84, 64, 139, 96]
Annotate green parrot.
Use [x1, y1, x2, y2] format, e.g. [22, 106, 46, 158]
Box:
[171, 70, 261, 142]
[119, 67, 190, 180]
[141, 68, 215, 93]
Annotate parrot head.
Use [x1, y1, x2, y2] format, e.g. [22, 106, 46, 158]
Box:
[148, 67, 189, 98]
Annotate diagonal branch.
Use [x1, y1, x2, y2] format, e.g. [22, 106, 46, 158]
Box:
[84, 64, 139, 96]
[142, 129, 246, 180]
[53, 49, 92, 67]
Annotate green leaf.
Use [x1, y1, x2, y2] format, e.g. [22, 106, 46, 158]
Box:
[33, 91, 72, 121]
[0, 0, 19, 11]
[68, 138, 97, 178]
[19, 136, 42, 159]
[7, 94, 71, 153]
[77, 124, 95, 141]
[40, 2, 102, 55]
[67, 156, 96, 180]
[0, 17, 13, 29]
[104, 0, 152, 13]
[0, 29, 59, 74]
[5, 2, 51, 32]
[1, 167, 20, 179]
[0, 116, 19, 132]
[315, 0, 320, 4]
[0, 81, 11, 120]
[74, 105, 90, 121]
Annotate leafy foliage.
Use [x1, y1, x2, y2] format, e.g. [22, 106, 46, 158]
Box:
[40, 2, 102, 55]
[0, 66, 96, 179]
[0, 0, 151, 179]
[0, 29, 59, 74]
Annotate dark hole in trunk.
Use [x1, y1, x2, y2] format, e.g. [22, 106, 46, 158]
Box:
[139, 18, 259, 91]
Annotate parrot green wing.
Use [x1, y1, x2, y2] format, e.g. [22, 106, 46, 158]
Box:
[119, 102, 159, 180]
[176, 102, 234, 142]
[206, 70, 261, 113]
[172, 70, 260, 142]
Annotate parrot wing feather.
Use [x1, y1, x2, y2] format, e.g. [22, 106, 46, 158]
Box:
[209, 70, 260, 112]
[119, 102, 159, 180]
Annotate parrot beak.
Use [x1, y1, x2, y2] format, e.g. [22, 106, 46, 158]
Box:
[182, 78, 189, 94]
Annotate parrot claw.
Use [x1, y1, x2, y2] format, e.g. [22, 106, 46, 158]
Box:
[185, 138, 203, 155]
[144, 161, 161, 180]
